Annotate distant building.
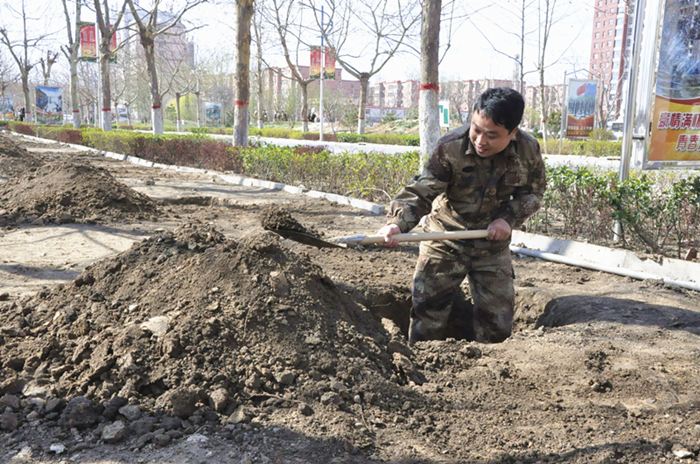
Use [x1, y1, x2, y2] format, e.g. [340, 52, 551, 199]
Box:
[265, 65, 361, 111]
[589, 0, 633, 122]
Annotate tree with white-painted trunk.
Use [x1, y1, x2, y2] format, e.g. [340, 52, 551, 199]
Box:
[126, 0, 205, 135]
[308, 0, 420, 135]
[0, 1, 54, 123]
[419, 0, 441, 163]
[60, 0, 82, 128]
[233, 0, 254, 147]
[95, 0, 127, 131]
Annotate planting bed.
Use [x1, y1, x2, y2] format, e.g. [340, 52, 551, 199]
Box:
[1, 132, 700, 464]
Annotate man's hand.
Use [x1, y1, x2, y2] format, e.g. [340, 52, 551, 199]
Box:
[377, 224, 401, 248]
[487, 218, 511, 241]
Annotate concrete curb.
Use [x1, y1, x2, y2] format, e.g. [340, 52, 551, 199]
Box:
[11, 133, 386, 215]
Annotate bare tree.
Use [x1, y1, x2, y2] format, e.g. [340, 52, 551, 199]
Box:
[233, 0, 254, 146]
[469, 1, 582, 142]
[39, 50, 59, 86]
[61, 0, 82, 128]
[0, 1, 55, 122]
[95, 0, 128, 131]
[309, 0, 421, 135]
[262, 0, 316, 133]
[0, 52, 18, 120]
[126, 0, 206, 135]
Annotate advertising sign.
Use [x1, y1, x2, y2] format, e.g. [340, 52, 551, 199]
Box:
[648, 0, 700, 164]
[118, 107, 129, 126]
[439, 100, 450, 128]
[324, 47, 335, 80]
[310, 46, 322, 80]
[35, 86, 63, 126]
[205, 102, 222, 126]
[0, 97, 13, 120]
[80, 23, 117, 63]
[565, 79, 596, 138]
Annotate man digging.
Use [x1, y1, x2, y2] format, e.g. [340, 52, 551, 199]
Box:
[378, 87, 546, 343]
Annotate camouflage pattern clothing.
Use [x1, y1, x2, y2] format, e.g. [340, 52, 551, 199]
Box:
[387, 125, 546, 343]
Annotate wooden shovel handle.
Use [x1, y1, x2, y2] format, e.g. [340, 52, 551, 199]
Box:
[359, 229, 489, 245]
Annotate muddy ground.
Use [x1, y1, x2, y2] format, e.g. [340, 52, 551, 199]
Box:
[1, 131, 700, 464]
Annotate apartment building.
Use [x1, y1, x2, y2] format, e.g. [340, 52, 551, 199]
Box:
[589, 0, 634, 121]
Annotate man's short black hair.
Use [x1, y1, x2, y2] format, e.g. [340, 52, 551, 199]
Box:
[473, 87, 525, 133]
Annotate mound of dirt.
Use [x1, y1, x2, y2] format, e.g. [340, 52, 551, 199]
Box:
[0, 158, 158, 224]
[259, 205, 320, 237]
[0, 224, 417, 449]
[0, 133, 43, 177]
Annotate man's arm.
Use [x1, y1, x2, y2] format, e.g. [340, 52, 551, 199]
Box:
[492, 142, 547, 230]
[385, 143, 454, 233]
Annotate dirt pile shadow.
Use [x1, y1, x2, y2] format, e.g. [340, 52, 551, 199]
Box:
[0, 224, 419, 446]
[0, 158, 158, 224]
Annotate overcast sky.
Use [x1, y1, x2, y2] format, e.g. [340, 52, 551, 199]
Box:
[1, 0, 595, 87]
[190, 0, 595, 86]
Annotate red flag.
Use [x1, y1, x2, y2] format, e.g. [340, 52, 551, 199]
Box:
[576, 83, 586, 96]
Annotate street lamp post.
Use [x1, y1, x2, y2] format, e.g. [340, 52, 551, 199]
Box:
[304, 2, 332, 142]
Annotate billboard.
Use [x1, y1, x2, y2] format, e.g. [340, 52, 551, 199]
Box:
[648, 0, 700, 164]
[0, 97, 13, 119]
[565, 79, 596, 138]
[205, 102, 221, 126]
[310, 46, 322, 80]
[80, 22, 117, 63]
[35, 86, 63, 126]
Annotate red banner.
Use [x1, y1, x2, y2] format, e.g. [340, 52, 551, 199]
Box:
[79, 23, 118, 62]
[310, 46, 322, 80]
[324, 47, 335, 80]
[80, 23, 97, 60]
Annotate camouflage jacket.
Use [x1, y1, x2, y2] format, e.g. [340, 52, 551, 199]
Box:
[387, 125, 546, 255]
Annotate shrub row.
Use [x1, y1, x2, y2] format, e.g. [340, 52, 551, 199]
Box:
[239, 144, 421, 202]
[8, 124, 695, 257]
[337, 133, 421, 146]
[528, 165, 700, 258]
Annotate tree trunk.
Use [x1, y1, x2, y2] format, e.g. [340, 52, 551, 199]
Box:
[357, 75, 369, 135]
[70, 57, 80, 128]
[254, 13, 263, 131]
[233, 0, 254, 147]
[195, 91, 201, 127]
[300, 82, 309, 133]
[419, 0, 441, 164]
[99, 49, 112, 131]
[539, 66, 547, 143]
[21, 74, 30, 122]
[176, 92, 182, 132]
[144, 43, 163, 135]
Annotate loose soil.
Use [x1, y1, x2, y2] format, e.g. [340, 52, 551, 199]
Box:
[1, 131, 700, 464]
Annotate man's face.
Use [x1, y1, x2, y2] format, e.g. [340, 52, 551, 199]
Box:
[469, 110, 518, 158]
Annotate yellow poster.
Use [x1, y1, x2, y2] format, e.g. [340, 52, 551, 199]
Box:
[648, 0, 700, 162]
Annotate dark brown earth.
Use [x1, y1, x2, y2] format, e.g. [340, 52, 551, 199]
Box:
[1, 131, 700, 464]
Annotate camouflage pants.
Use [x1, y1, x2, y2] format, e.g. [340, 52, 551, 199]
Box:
[408, 240, 514, 344]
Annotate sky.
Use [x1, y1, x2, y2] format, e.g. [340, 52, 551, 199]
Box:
[189, 0, 596, 87]
[0, 0, 595, 88]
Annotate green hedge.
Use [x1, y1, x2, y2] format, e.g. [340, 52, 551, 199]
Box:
[337, 133, 420, 146]
[539, 139, 622, 157]
[528, 165, 700, 258]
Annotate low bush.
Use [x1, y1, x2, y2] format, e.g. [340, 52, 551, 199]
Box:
[528, 165, 700, 258]
[239, 144, 421, 202]
[8, 122, 35, 135]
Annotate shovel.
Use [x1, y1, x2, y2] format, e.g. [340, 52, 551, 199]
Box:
[272, 228, 489, 249]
